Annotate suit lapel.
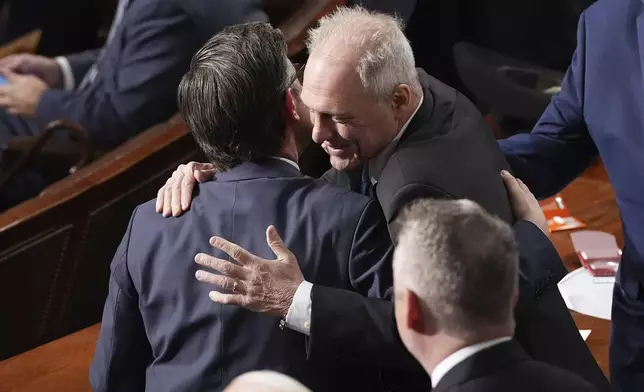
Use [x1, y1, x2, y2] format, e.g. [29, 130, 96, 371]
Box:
[433, 340, 530, 392]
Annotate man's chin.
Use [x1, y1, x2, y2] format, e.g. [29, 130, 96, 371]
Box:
[330, 155, 360, 172]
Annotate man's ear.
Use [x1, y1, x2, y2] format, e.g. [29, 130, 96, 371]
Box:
[406, 289, 427, 334]
[512, 286, 519, 309]
[391, 84, 413, 112]
[285, 88, 301, 122]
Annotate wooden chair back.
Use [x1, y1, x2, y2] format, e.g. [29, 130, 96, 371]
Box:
[0, 117, 204, 359]
[0, 0, 344, 360]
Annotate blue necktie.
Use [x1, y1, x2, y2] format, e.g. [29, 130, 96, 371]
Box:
[360, 166, 373, 197]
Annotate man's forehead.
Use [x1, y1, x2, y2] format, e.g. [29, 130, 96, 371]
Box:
[301, 55, 364, 114]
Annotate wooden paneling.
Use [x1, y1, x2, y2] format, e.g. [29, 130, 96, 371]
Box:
[0, 162, 619, 389]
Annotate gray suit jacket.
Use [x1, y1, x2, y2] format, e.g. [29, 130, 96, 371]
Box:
[36, 0, 266, 148]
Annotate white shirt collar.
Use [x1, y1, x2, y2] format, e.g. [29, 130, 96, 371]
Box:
[270, 156, 300, 171]
[431, 336, 512, 388]
[369, 93, 424, 184]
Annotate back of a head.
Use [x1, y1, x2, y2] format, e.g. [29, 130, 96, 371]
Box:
[394, 199, 519, 339]
[225, 370, 312, 392]
[178, 22, 295, 170]
[306, 6, 422, 101]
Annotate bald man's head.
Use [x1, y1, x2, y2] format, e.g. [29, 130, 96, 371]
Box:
[224, 371, 311, 392]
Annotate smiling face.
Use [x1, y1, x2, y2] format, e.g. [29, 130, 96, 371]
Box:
[300, 52, 402, 171]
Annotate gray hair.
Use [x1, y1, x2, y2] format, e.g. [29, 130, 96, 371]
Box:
[306, 6, 422, 101]
[393, 199, 519, 339]
[178, 22, 295, 171]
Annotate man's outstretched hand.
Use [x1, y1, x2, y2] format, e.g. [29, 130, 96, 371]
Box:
[194, 225, 304, 317]
[501, 170, 549, 236]
[156, 161, 216, 217]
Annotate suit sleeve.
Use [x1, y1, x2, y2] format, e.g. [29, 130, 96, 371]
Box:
[89, 208, 151, 391]
[307, 285, 423, 372]
[36, 2, 202, 148]
[498, 12, 598, 199]
[64, 49, 101, 83]
[513, 220, 568, 308]
[349, 200, 395, 299]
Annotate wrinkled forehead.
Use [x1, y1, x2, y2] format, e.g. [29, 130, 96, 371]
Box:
[301, 53, 369, 114]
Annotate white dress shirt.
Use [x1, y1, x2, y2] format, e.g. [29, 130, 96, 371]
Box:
[284, 94, 424, 334]
[270, 156, 300, 171]
[431, 337, 513, 387]
[55, 0, 130, 91]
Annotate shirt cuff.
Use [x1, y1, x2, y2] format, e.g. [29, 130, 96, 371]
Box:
[285, 280, 313, 336]
[55, 57, 75, 91]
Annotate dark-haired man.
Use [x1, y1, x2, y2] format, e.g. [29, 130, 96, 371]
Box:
[90, 22, 393, 392]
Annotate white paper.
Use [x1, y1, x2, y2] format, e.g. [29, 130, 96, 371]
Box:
[558, 267, 614, 320]
[579, 330, 591, 341]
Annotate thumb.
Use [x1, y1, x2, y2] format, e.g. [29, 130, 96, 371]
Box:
[265, 225, 293, 262]
[1, 69, 20, 83]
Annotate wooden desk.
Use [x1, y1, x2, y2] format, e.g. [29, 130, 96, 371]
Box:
[0, 324, 98, 392]
[0, 163, 619, 389]
[550, 163, 619, 378]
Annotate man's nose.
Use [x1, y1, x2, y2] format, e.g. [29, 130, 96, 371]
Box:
[311, 115, 334, 144]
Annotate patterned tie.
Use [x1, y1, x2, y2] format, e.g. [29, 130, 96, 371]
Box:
[360, 165, 373, 197]
[78, 0, 131, 90]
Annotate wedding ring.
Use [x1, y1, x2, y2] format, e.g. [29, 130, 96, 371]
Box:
[233, 281, 238, 293]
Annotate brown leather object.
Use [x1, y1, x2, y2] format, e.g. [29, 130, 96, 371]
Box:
[0, 30, 42, 59]
[0, 116, 204, 360]
[0, 120, 93, 191]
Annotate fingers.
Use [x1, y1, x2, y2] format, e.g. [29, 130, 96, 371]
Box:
[195, 270, 246, 294]
[265, 225, 294, 261]
[501, 170, 524, 197]
[2, 69, 19, 82]
[516, 178, 533, 197]
[194, 253, 249, 280]
[155, 183, 165, 213]
[208, 291, 245, 306]
[181, 163, 200, 209]
[156, 163, 201, 215]
[210, 236, 256, 266]
[162, 177, 173, 217]
[171, 169, 184, 216]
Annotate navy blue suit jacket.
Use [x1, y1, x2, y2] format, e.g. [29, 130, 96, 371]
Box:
[499, 0, 644, 287]
[89, 159, 394, 392]
[35, 0, 266, 148]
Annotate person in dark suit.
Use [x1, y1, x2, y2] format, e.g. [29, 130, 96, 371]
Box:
[0, 0, 266, 211]
[393, 198, 596, 392]
[499, 0, 644, 390]
[156, 7, 610, 391]
[89, 22, 393, 392]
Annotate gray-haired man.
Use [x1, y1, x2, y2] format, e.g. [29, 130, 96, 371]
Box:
[394, 199, 596, 392]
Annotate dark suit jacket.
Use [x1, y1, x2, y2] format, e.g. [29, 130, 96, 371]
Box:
[498, 0, 644, 295]
[35, 0, 266, 149]
[314, 70, 610, 391]
[89, 159, 394, 392]
[433, 340, 597, 392]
